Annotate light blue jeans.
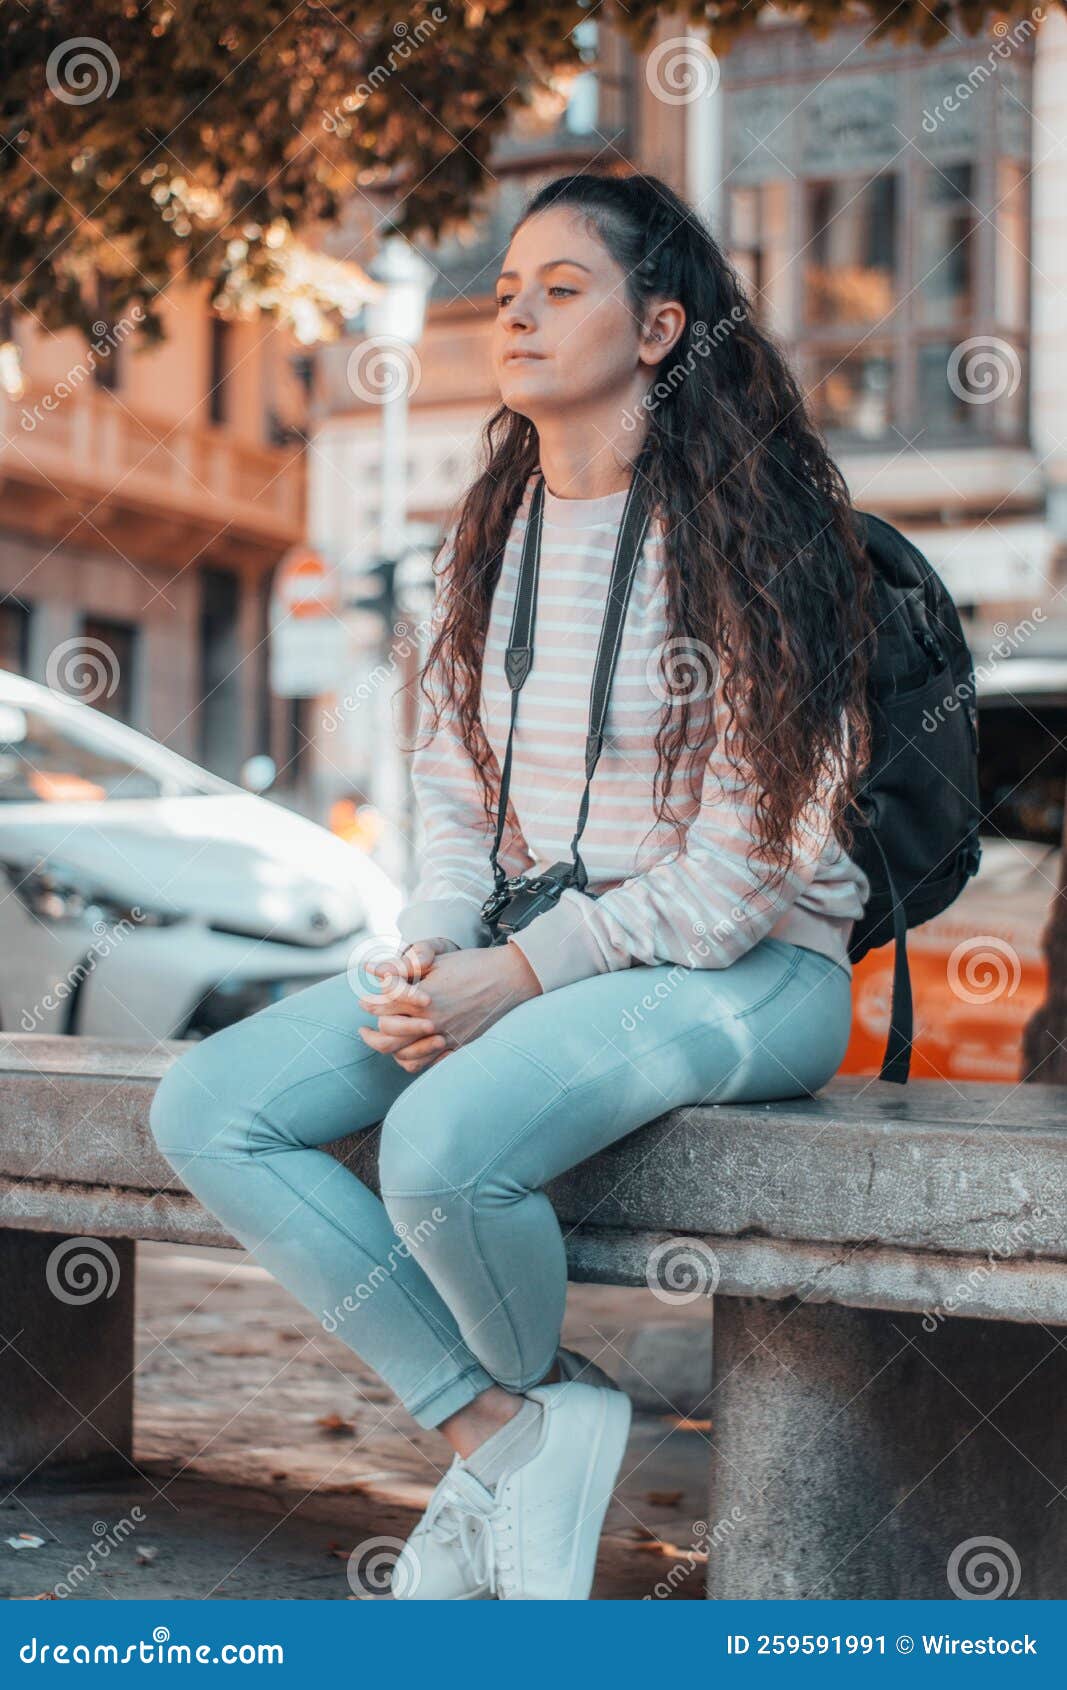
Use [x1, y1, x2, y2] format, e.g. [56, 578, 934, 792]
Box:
[148, 936, 852, 1429]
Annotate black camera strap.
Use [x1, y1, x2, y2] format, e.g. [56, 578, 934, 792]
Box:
[488, 459, 653, 898]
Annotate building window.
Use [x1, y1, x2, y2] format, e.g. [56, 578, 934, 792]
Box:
[78, 617, 137, 723]
[291, 352, 315, 398]
[803, 173, 898, 328]
[0, 597, 31, 674]
[503, 16, 629, 153]
[418, 19, 633, 304]
[283, 696, 310, 788]
[208, 315, 233, 426]
[197, 566, 241, 779]
[722, 27, 1033, 450]
[560, 18, 600, 136]
[91, 274, 123, 392]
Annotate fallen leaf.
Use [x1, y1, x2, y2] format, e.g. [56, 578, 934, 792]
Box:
[635, 1539, 709, 1563]
[315, 1413, 355, 1436]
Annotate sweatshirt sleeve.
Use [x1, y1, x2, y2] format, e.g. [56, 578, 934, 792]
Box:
[395, 548, 532, 952]
[508, 694, 851, 993]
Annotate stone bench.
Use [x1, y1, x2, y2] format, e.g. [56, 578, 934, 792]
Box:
[1, 1032, 1065, 1599]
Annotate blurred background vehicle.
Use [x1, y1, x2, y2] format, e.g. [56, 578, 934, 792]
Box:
[2, 652, 1061, 1068]
[844, 658, 1065, 1081]
[0, 671, 401, 1042]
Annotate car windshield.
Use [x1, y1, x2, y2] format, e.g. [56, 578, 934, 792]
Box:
[977, 696, 1067, 847]
[0, 694, 230, 803]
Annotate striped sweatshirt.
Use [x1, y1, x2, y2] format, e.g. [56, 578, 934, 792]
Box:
[395, 475, 871, 994]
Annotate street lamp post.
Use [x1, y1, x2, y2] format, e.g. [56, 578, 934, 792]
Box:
[360, 235, 433, 890]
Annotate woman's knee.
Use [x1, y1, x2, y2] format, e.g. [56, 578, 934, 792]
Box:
[377, 1052, 495, 1207]
[379, 1086, 461, 1210]
[147, 1006, 310, 1161]
[378, 1029, 567, 1211]
[376, 1067, 504, 1302]
[148, 1028, 253, 1162]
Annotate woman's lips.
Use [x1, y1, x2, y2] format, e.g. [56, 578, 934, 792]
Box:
[503, 350, 547, 363]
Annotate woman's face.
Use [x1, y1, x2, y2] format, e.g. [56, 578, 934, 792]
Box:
[491, 206, 666, 420]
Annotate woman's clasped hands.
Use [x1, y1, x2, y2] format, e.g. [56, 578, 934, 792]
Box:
[358, 936, 543, 1073]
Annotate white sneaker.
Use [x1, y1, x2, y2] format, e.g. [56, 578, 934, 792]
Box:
[389, 1457, 497, 1600]
[487, 1379, 632, 1600]
[390, 1355, 625, 1601]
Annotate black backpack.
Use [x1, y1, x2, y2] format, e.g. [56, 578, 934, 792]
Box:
[845, 508, 982, 1084]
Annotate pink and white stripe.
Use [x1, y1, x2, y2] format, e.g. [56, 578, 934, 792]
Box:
[397, 475, 871, 993]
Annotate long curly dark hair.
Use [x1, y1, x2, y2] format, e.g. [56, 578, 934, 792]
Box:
[415, 169, 876, 896]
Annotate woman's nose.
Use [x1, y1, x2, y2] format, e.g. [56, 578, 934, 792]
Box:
[501, 297, 535, 333]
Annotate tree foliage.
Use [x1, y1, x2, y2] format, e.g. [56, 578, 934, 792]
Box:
[2, 0, 1059, 340]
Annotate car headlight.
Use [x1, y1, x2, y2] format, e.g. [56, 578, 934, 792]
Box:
[2, 859, 182, 928]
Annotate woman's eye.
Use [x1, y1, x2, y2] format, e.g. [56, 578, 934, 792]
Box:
[495, 285, 576, 308]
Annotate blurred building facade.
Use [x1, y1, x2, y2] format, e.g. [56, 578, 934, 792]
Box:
[309, 9, 1067, 876]
[0, 283, 313, 796]
[4, 14, 1062, 865]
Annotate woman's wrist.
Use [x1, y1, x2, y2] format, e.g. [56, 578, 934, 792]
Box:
[502, 937, 543, 999]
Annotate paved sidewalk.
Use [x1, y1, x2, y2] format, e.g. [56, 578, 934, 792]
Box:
[1, 1244, 714, 1601]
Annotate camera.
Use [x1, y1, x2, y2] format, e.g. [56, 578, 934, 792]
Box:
[481, 860, 594, 947]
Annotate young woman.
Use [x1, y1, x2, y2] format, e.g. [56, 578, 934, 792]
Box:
[149, 170, 874, 1602]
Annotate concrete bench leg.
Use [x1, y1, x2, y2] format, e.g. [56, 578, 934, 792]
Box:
[706, 1294, 1067, 1600]
[0, 1229, 135, 1482]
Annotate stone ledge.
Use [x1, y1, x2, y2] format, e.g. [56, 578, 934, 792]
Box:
[2, 1036, 1066, 1321]
[3, 1182, 1064, 1325]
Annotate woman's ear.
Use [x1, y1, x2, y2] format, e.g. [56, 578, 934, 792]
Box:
[639, 300, 686, 366]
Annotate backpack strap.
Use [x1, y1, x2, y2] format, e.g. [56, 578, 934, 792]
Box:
[867, 828, 913, 1084]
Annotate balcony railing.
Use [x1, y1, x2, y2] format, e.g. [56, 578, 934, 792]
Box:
[1, 385, 305, 544]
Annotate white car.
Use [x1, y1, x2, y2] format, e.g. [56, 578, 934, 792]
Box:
[0, 671, 402, 1041]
